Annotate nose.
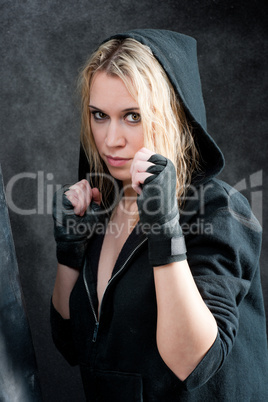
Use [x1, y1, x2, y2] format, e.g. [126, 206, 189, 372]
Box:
[105, 120, 126, 148]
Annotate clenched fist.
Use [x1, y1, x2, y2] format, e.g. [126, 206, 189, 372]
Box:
[53, 179, 105, 269]
[131, 148, 186, 267]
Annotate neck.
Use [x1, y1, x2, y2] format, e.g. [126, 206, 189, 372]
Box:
[119, 180, 138, 214]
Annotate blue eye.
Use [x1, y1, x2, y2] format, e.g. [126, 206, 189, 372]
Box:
[125, 112, 141, 123]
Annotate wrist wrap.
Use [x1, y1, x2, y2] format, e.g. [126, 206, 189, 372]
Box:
[137, 154, 186, 266]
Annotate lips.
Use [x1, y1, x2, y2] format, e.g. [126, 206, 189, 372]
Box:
[106, 155, 131, 167]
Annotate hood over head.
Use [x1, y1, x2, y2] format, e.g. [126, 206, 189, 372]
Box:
[79, 29, 225, 185]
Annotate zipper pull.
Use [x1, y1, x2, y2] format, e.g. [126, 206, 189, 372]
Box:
[92, 322, 99, 342]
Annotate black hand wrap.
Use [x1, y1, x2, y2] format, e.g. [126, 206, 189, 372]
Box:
[53, 186, 105, 269]
[137, 154, 186, 267]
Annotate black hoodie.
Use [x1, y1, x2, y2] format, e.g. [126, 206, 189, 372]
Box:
[51, 29, 268, 401]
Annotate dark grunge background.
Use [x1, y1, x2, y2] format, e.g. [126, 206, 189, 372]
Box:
[0, 1, 267, 400]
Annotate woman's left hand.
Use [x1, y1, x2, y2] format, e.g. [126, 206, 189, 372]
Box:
[130, 147, 155, 195]
[130, 147, 186, 267]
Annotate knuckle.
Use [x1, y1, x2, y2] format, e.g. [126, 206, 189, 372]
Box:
[79, 179, 89, 190]
[135, 150, 142, 159]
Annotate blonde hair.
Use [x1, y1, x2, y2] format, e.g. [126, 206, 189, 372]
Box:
[78, 38, 201, 208]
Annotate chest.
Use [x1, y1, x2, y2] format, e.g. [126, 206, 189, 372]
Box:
[96, 212, 138, 311]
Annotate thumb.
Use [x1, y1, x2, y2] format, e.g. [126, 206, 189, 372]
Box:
[91, 187, 102, 205]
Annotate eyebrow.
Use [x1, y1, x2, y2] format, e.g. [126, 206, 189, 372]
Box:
[88, 105, 140, 112]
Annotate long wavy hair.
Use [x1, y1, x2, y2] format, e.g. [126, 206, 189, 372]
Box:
[78, 38, 201, 209]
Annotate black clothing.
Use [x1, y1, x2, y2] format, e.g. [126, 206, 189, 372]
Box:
[51, 29, 268, 401]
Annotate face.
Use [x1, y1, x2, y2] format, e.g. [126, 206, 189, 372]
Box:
[89, 71, 144, 186]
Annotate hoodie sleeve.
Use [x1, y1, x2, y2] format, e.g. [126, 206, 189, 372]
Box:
[180, 179, 262, 390]
[50, 300, 78, 366]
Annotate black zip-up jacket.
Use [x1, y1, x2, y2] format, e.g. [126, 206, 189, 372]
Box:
[51, 29, 268, 401]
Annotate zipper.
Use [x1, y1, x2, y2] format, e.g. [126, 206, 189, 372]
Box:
[83, 237, 147, 343]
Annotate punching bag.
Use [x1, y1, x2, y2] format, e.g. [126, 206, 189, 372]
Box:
[0, 165, 42, 401]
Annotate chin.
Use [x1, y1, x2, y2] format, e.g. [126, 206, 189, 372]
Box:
[108, 169, 132, 186]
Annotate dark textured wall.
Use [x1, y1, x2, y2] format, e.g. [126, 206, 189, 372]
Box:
[0, 166, 42, 401]
[0, 1, 267, 401]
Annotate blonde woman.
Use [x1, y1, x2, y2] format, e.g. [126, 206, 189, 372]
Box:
[51, 29, 268, 401]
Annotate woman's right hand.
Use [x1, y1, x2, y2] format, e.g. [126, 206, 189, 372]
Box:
[64, 180, 102, 216]
[53, 180, 104, 270]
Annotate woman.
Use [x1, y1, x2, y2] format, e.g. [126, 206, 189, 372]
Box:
[51, 29, 268, 401]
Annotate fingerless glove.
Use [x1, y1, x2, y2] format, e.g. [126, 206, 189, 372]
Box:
[53, 186, 105, 269]
[137, 154, 186, 267]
